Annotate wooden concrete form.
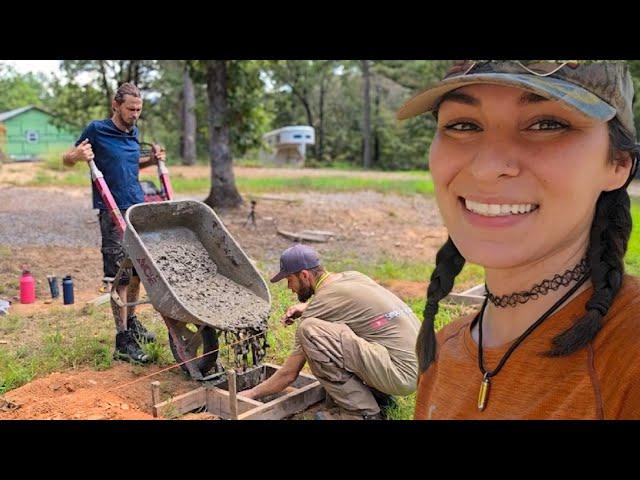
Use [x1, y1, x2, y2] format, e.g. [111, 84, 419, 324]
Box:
[151, 363, 325, 420]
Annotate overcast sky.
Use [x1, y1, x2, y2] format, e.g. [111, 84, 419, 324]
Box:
[1, 60, 62, 76]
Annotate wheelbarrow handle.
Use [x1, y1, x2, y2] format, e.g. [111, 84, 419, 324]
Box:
[88, 159, 127, 236]
[141, 141, 174, 201]
[157, 158, 174, 201]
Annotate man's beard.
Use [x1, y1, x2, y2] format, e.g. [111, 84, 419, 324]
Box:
[118, 111, 135, 128]
[297, 284, 314, 302]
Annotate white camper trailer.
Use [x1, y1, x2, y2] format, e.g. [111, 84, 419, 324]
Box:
[260, 125, 315, 167]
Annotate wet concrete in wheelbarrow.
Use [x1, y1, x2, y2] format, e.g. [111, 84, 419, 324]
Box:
[142, 227, 269, 333]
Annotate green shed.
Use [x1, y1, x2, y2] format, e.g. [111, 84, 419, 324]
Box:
[0, 105, 78, 161]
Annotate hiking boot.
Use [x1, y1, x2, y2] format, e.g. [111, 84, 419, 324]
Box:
[114, 330, 149, 364]
[314, 407, 383, 421]
[128, 315, 156, 343]
[370, 388, 398, 419]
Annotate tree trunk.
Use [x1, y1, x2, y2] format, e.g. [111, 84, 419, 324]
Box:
[374, 82, 381, 166]
[126, 61, 134, 83]
[181, 64, 197, 166]
[117, 60, 126, 85]
[203, 60, 243, 209]
[361, 60, 372, 169]
[98, 61, 113, 117]
[133, 61, 141, 86]
[291, 86, 314, 127]
[317, 75, 326, 162]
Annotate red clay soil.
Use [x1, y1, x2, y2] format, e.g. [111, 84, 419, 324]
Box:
[0, 363, 326, 420]
[381, 279, 428, 299]
[0, 363, 199, 420]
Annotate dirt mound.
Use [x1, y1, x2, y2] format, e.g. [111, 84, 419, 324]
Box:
[382, 279, 428, 299]
[0, 363, 198, 420]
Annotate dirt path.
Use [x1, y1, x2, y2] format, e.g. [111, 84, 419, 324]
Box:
[0, 186, 98, 247]
[0, 185, 446, 301]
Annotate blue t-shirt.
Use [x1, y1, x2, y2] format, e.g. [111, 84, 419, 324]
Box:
[75, 119, 144, 211]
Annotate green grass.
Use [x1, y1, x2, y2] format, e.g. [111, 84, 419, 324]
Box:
[383, 393, 417, 420]
[143, 175, 209, 193]
[264, 283, 300, 366]
[233, 157, 264, 168]
[0, 350, 34, 393]
[625, 201, 640, 275]
[0, 305, 166, 395]
[325, 255, 434, 282]
[141, 337, 175, 366]
[31, 168, 88, 187]
[0, 314, 23, 335]
[1, 255, 468, 419]
[41, 148, 75, 172]
[236, 176, 433, 196]
[24, 166, 435, 197]
[311, 160, 363, 170]
[143, 173, 435, 197]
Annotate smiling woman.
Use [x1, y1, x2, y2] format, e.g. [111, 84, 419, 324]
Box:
[397, 61, 640, 419]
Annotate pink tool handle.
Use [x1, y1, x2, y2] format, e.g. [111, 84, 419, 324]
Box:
[89, 160, 127, 235]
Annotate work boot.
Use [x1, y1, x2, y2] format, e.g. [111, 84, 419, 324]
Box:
[114, 330, 149, 364]
[371, 388, 398, 419]
[314, 407, 383, 420]
[127, 315, 156, 343]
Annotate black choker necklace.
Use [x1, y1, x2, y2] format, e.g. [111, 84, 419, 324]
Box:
[485, 257, 590, 308]
[474, 268, 591, 411]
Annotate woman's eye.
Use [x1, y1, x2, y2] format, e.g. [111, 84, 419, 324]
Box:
[528, 119, 568, 131]
[444, 122, 480, 131]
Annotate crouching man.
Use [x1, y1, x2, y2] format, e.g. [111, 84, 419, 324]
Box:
[242, 244, 420, 420]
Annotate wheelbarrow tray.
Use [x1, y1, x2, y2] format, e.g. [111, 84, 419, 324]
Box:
[124, 200, 271, 328]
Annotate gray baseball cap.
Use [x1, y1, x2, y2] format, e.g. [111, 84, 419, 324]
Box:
[270, 244, 321, 283]
[396, 60, 636, 139]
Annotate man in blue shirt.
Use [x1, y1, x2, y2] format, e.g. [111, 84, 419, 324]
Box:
[63, 82, 166, 364]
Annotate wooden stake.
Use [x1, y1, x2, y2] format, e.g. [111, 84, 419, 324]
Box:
[227, 369, 238, 420]
[151, 381, 161, 418]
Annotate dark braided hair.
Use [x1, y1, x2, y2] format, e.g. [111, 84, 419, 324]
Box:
[547, 118, 638, 356]
[417, 236, 465, 373]
[417, 117, 639, 374]
[114, 82, 141, 104]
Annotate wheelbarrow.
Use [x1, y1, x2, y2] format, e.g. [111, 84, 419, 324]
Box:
[88, 159, 271, 381]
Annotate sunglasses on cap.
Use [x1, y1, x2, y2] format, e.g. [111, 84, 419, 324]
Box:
[445, 60, 581, 79]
